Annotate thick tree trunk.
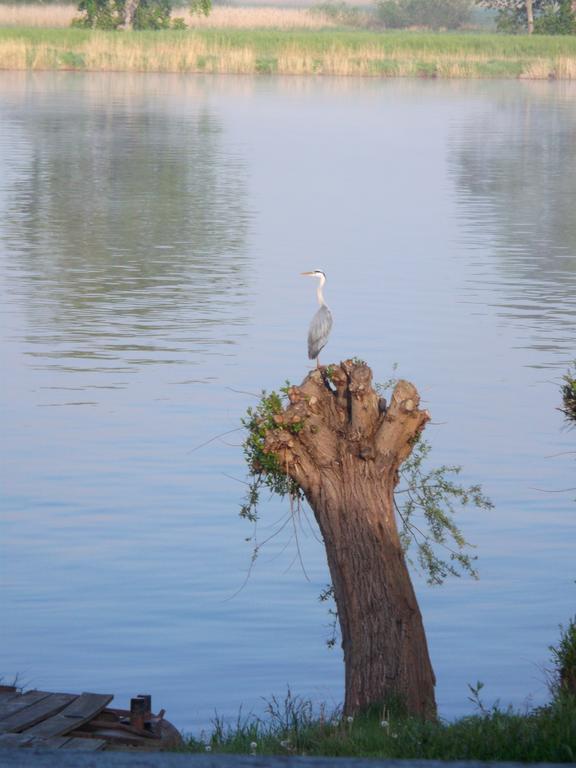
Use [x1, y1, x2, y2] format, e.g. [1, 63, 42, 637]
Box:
[263, 360, 436, 719]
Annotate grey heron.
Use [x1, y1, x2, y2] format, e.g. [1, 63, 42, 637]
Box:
[302, 270, 333, 367]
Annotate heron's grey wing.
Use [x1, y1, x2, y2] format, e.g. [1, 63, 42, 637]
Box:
[307, 305, 333, 360]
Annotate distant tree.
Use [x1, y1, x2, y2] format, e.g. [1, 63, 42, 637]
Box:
[73, 0, 123, 29]
[74, 0, 211, 29]
[374, 0, 473, 30]
[476, 0, 536, 33]
[189, 0, 212, 16]
[476, 0, 576, 33]
[534, 0, 576, 33]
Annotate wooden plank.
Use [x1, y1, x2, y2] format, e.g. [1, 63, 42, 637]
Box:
[88, 729, 162, 748]
[61, 737, 107, 751]
[0, 692, 19, 708]
[0, 733, 70, 749]
[0, 693, 76, 734]
[0, 691, 18, 701]
[0, 691, 53, 721]
[25, 736, 71, 749]
[24, 692, 113, 738]
[0, 732, 35, 748]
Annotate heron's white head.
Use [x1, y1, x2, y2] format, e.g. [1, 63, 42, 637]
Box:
[301, 270, 326, 282]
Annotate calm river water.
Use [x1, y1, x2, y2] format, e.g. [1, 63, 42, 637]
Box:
[1, 72, 575, 734]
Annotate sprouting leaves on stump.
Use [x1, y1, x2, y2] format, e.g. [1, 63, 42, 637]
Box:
[239, 367, 491, 587]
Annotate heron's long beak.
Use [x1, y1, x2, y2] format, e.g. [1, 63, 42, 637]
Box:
[301, 271, 314, 276]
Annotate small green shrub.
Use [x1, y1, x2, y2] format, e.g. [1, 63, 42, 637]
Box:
[374, 0, 473, 30]
[415, 60, 438, 76]
[255, 56, 278, 74]
[368, 58, 399, 74]
[60, 50, 86, 67]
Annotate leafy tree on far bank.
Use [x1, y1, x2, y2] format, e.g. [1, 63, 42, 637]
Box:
[535, 0, 576, 34]
[374, 0, 473, 29]
[73, 0, 211, 30]
[476, 0, 576, 34]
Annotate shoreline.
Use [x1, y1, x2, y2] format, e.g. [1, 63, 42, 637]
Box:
[1, 28, 576, 79]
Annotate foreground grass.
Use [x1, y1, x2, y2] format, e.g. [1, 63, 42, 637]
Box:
[183, 694, 576, 761]
[1, 26, 576, 77]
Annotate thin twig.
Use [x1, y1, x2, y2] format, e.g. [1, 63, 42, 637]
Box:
[226, 386, 261, 398]
[530, 486, 576, 493]
[188, 427, 243, 454]
[289, 494, 311, 582]
[222, 472, 251, 486]
[395, 495, 471, 559]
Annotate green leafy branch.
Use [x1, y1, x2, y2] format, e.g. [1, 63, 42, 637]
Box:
[239, 380, 492, 590]
[319, 584, 338, 649]
[560, 362, 576, 424]
[240, 385, 304, 524]
[396, 438, 492, 585]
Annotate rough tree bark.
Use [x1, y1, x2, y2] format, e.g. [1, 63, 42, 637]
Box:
[263, 360, 436, 719]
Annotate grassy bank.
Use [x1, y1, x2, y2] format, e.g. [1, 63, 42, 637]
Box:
[182, 692, 576, 761]
[1, 25, 576, 77]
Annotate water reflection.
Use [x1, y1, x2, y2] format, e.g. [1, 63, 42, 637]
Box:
[2, 74, 575, 731]
[450, 83, 576, 363]
[1, 76, 251, 376]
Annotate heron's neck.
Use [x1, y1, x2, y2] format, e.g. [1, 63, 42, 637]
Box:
[316, 276, 326, 306]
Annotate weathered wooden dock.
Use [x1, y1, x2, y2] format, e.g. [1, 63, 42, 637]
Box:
[0, 685, 182, 752]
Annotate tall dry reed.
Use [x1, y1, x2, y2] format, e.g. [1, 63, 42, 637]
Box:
[1, 33, 570, 79]
[0, 3, 76, 27]
[1, 16, 575, 79]
[0, 4, 340, 29]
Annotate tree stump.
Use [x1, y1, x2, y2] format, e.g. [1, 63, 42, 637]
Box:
[262, 360, 437, 719]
